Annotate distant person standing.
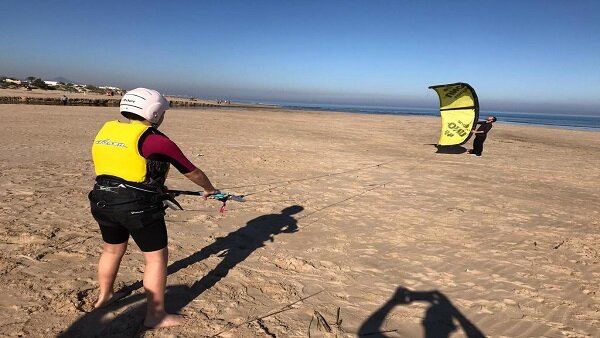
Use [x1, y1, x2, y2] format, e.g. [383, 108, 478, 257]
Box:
[60, 95, 68, 105]
[469, 116, 496, 156]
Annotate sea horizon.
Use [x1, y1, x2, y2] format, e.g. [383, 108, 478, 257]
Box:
[231, 100, 600, 132]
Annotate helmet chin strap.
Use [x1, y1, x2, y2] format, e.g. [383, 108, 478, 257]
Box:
[151, 111, 166, 129]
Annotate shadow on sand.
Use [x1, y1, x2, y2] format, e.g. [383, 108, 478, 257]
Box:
[358, 287, 485, 338]
[429, 144, 469, 154]
[59, 205, 303, 338]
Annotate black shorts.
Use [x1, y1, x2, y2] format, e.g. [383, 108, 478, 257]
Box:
[89, 177, 168, 252]
[98, 218, 167, 252]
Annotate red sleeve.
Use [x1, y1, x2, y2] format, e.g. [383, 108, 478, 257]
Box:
[141, 134, 197, 174]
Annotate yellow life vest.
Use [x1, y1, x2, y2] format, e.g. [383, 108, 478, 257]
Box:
[92, 121, 150, 183]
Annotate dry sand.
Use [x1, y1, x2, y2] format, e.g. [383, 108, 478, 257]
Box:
[0, 103, 598, 337]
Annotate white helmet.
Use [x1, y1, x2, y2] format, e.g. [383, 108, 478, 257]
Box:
[120, 88, 170, 124]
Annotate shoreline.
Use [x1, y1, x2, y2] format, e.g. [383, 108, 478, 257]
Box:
[0, 95, 265, 109]
[0, 88, 269, 109]
[4, 97, 599, 133]
[1, 88, 598, 132]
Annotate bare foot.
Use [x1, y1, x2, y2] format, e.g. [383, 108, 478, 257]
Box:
[93, 291, 127, 309]
[144, 313, 186, 329]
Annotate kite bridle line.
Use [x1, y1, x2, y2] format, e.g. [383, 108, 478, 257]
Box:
[219, 159, 397, 192]
[163, 160, 397, 213]
[165, 158, 422, 215]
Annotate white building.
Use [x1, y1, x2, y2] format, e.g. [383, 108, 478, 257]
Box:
[4, 78, 22, 84]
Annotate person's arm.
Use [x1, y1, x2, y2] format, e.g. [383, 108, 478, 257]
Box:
[471, 121, 484, 133]
[473, 123, 492, 134]
[141, 133, 219, 197]
[184, 168, 218, 198]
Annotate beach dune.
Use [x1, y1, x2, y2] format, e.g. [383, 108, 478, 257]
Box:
[0, 103, 598, 337]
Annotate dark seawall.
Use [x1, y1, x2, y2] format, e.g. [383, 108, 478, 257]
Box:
[0, 96, 224, 108]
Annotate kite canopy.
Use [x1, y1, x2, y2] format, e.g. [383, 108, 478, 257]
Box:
[429, 82, 480, 146]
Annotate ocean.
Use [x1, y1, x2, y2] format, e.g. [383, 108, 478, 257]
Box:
[238, 101, 600, 132]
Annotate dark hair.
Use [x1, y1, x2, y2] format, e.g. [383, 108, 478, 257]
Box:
[121, 111, 146, 121]
[489, 116, 497, 122]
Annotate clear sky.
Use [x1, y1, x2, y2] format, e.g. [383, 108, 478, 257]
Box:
[1, 0, 599, 114]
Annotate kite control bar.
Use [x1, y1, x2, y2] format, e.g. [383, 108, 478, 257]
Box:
[164, 190, 246, 213]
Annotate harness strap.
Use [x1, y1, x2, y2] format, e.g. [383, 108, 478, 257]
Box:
[95, 197, 144, 208]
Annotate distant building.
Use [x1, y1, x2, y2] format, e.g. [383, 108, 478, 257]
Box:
[5, 78, 22, 84]
[99, 86, 121, 91]
[44, 81, 59, 87]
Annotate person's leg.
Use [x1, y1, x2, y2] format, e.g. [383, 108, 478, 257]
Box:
[473, 137, 483, 156]
[130, 217, 184, 328]
[476, 138, 485, 156]
[95, 241, 127, 308]
[142, 247, 185, 328]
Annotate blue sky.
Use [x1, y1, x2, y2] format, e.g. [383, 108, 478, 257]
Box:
[1, 0, 599, 114]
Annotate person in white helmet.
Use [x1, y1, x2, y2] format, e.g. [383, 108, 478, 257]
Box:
[89, 88, 218, 328]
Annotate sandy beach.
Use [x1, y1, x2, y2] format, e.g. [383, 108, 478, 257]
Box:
[0, 102, 599, 337]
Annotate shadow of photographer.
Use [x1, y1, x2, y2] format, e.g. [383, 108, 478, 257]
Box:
[358, 287, 485, 338]
[59, 205, 303, 337]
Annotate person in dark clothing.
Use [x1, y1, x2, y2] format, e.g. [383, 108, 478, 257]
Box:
[469, 116, 496, 156]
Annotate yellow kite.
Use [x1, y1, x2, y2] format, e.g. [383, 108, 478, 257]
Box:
[429, 82, 480, 146]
